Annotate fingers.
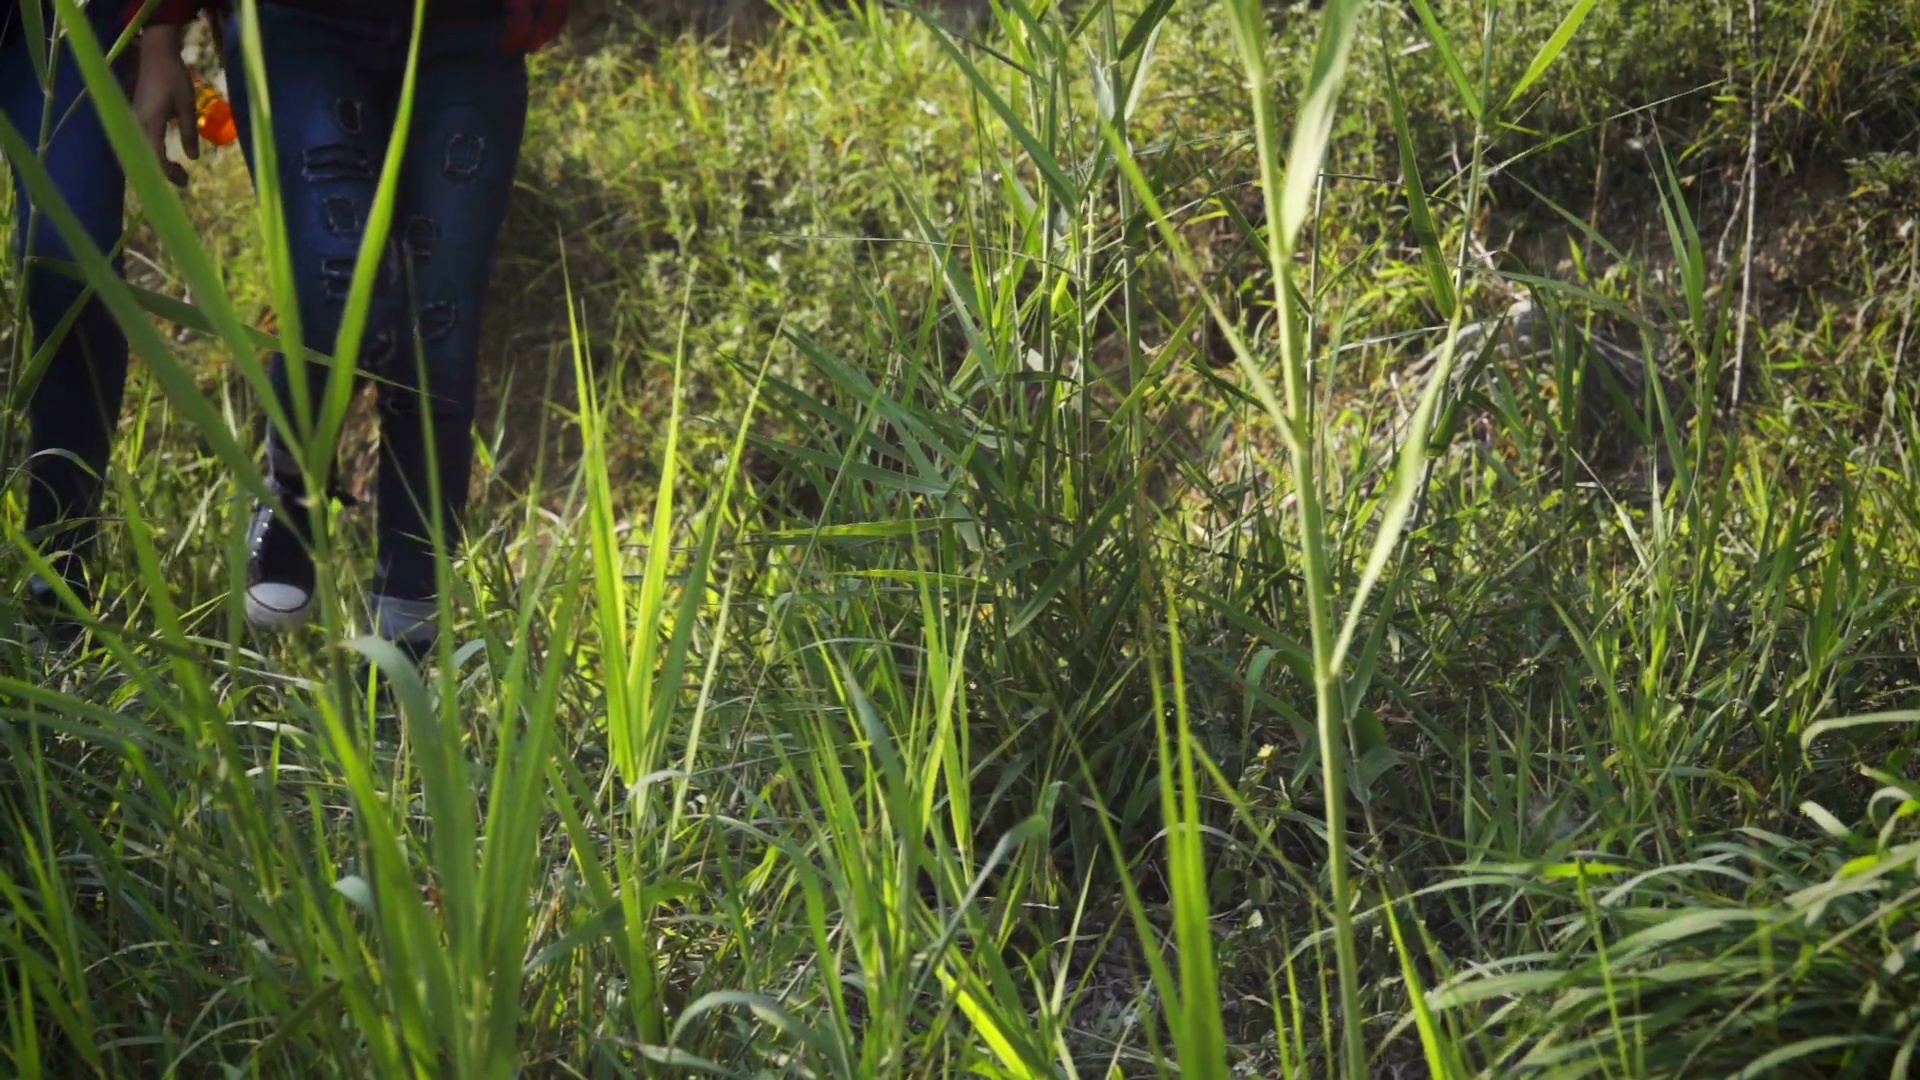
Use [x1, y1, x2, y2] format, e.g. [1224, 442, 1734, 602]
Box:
[139, 103, 190, 187]
[174, 81, 201, 161]
[134, 94, 189, 187]
[139, 111, 166, 162]
[131, 24, 193, 186]
[136, 108, 177, 184]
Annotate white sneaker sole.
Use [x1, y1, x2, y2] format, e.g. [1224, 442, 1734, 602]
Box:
[245, 583, 315, 631]
[370, 594, 439, 653]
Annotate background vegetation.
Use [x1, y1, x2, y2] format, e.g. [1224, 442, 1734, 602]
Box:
[5, 0, 1920, 1075]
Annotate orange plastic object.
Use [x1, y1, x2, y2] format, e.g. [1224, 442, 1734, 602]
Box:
[195, 83, 237, 147]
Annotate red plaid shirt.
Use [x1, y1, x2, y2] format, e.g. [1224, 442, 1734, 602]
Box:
[123, 1, 567, 53]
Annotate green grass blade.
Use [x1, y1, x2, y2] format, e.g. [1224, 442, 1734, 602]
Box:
[1384, 896, 1469, 1079]
[1505, 0, 1600, 109]
[1118, 0, 1177, 61]
[1158, 579, 1228, 1077]
[1801, 711, 1920, 751]
[914, 12, 1080, 212]
[1006, 483, 1130, 637]
[1273, 0, 1362, 248]
[1405, 0, 1482, 121]
[1383, 48, 1456, 319]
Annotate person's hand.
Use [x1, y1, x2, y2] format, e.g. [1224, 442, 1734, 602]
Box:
[132, 24, 198, 187]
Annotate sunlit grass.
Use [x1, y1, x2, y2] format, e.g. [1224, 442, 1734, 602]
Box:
[4, 0, 1920, 1077]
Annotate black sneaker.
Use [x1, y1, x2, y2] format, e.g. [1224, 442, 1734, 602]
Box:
[245, 477, 318, 631]
[369, 592, 438, 663]
[24, 572, 89, 653]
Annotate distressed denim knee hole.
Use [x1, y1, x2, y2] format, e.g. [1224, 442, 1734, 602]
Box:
[302, 144, 373, 183]
[319, 254, 397, 302]
[322, 196, 361, 235]
[418, 301, 458, 344]
[404, 215, 438, 263]
[442, 134, 485, 180]
[365, 327, 398, 372]
[320, 257, 357, 302]
[333, 98, 364, 135]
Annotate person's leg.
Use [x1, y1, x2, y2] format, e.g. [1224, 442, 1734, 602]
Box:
[2, 5, 134, 599]
[224, 7, 407, 628]
[370, 21, 528, 648]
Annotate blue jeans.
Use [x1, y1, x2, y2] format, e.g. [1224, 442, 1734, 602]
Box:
[225, 4, 527, 600]
[1, 3, 133, 586]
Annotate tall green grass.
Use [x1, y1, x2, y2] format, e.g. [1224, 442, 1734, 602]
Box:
[4, 0, 1920, 1076]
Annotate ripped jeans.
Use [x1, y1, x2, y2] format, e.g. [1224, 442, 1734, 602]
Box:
[225, 5, 527, 601]
[2, 2, 133, 587]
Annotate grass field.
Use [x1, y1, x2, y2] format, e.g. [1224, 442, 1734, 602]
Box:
[5, 0, 1920, 1075]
